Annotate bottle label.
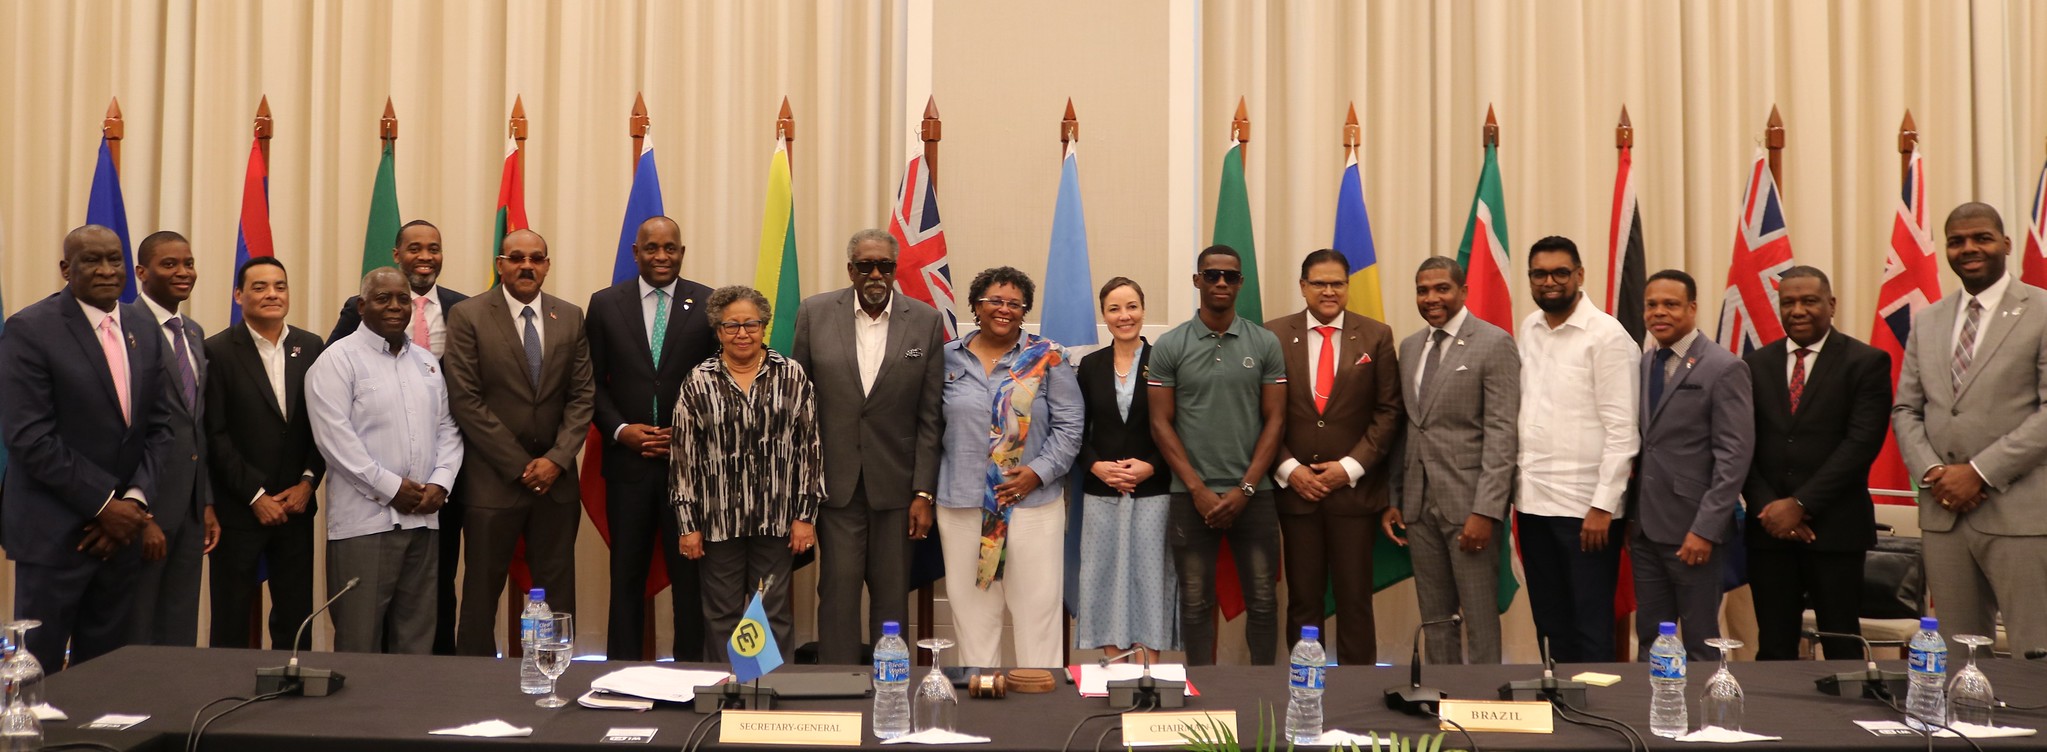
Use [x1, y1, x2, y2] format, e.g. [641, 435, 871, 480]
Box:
[1910, 648, 1946, 675]
[1649, 652, 1684, 680]
[521, 617, 538, 643]
[1289, 662, 1324, 690]
[875, 656, 910, 683]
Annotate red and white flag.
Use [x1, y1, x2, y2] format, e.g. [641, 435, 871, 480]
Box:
[889, 145, 958, 338]
[1716, 149, 1796, 354]
[1868, 147, 1940, 496]
[2023, 155, 2047, 289]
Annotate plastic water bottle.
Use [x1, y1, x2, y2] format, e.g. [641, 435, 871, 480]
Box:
[1649, 621, 1688, 738]
[519, 588, 551, 694]
[1907, 617, 1948, 730]
[1286, 626, 1326, 745]
[872, 621, 912, 740]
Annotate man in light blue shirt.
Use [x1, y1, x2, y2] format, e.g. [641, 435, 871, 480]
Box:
[307, 268, 464, 654]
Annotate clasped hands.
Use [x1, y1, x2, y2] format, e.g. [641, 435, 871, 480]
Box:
[1285, 461, 1352, 502]
[1923, 464, 1989, 515]
[392, 478, 449, 516]
[1089, 459, 1156, 495]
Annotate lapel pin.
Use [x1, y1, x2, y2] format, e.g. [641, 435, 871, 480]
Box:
[290, 346, 301, 358]
[1685, 357, 1697, 369]
[126, 332, 137, 348]
[684, 298, 694, 311]
[1292, 336, 1300, 344]
[1456, 339, 1466, 346]
[548, 308, 559, 321]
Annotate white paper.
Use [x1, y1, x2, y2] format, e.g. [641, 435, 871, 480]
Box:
[1936, 722, 2036, 739]
[1074, 664, 1191, 697]
[881, 729, 994, 745]
[1676, 726, 1782, 743]
[429, 719, 534, 737]
[31, 704, 65, 722]
[578, 689, 655, 710]
[1299, 730, 1394, 748]
[587, 665, 732, 703]
[83, 713, 148, 730]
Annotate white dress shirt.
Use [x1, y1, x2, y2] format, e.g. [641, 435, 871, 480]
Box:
[412, 285, 447, 358]
[305, 326, 464, 540]
[1784, 330, 1828, 384]
[854, 296, 891, 396]
[78, 299, 148, 513]
[139, 294, 201, 381]
[638, 277, 679, 344]
[1949, 272, 2012, 358]
[1412, 307, 1470, 396]
[504, 286, 546, 344]
[1517, 296, 1641, 518]
[1273, 310, 1366, 489]
[246, 323, 317, 504]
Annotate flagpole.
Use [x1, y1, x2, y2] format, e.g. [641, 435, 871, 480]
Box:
[1898, 110, 1917, 180]
[915, 95, 943, 665]
[255, 96, 273, 163]
[381, 97, 398, 146]
[1765, 106, 1784, 189]
[511, 94, 528, 163]
[103, 97, 123, 171]
[627, 91, 661, 663]
[631, 93, 649, 174]
[777, 96, 795, 169]
[1343, 102, 1359, 162]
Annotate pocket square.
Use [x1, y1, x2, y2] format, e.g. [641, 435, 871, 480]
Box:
[1355, 352, 1372, 365]
[905, 348, 924, 359]
[1455, 365, 1469, 372]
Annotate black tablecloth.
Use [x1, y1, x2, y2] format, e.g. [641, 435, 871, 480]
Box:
[44, 646, 2047, 751]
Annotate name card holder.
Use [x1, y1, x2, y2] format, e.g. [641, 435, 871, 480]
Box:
[1122, 710, 1238, 747]
[719, 710, 863, 746]
[1437, 699, 1554, 734]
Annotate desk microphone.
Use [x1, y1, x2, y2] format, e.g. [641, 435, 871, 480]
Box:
[1499, 638, 1588, 706]
[1386, 614, 1460, 716]
[1808, 630, 1909, 702]
[1102, 646, 1185, 709]
[2027, 649, 2046, 660]
[256, 577, 360, 697]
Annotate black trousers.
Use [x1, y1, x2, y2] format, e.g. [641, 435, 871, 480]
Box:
[604, 474, 705, 661]
[815, 480, 912, 665]
[431, 497, 464, 656]
[1749, 545, 1864, 660]
[1516, 511, 1623, 664]
[207, 514, 317, 650]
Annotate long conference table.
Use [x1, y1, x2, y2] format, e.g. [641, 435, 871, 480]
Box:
[41, 646, 2047, 751]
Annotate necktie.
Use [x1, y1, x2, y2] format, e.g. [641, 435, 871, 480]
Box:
[1313, 325, 1337, 413]
[166, 316, 197, 407]
[99, 315, 131, 424]
[411, 295, 431, 351]
[521, 306, 543, 389]
[1649, 347, 1674, 409]
[650, 289, 671, 420]
[1953, 298, 1983, 388]
[1788, 347, 1811, 413]
[1418, 328, 1450, 406]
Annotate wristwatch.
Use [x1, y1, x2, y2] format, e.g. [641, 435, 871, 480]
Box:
[1238, 482, 1257, 496]
[913, 491, 934, 502]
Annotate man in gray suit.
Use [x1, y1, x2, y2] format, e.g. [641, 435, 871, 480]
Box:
[1631, 269, 1753, 660]
[1384, 256, 1519, 664]
[1894, 202, 2047, 655]
[443, 229, 595, 657]
[791, 228, 947, 664]
[125, 230, 219, 646]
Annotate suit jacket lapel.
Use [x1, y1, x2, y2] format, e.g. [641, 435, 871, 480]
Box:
[1957, 286, 2029, 399]
[64, 300, 125, 415]
[1418, 318, 1477, 419]
[616, 282, 657, 369]
[1327, 313, 1363, 398]
[1649, 337, 1708, 425]
[1923, 296, 1959, 404]
[1281, 314, 1310, 409]
[1789, 340, 1834, 426]
[233, 326, 287, 420]
[484, 290, 534, 398]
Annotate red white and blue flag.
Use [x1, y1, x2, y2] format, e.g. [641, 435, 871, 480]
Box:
[1716, 149, 1796, 354]
[229, 140, 275, 324]
[888, 146, 958, 338]
[2023, 154, 2047, 289]
[1868, 147, 1940, 496]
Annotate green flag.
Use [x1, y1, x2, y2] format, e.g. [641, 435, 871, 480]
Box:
[1212, 141, 1262, 321]
[359, 141, 401, 278]
[753, 137, 800, 354]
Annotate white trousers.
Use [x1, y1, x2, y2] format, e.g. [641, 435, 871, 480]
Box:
[938, 500, 1066, 668]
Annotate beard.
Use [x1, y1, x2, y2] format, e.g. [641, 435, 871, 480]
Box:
[859, 281, 892, 309]
[1534, 290, 1579, 314]
[404, 268, 440, 292]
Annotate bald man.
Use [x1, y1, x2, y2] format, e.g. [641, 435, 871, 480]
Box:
[443, 229, 595, 657]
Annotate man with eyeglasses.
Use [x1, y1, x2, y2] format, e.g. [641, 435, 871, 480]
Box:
[441, 229, 595, 657]
[1514, 236, 1640, 664]
[1148, 245, 1288, 665]
[1265, 249, 1401, 665]
[791, 229, 948, 665]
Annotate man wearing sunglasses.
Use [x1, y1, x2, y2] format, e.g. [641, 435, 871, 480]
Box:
[1148, 245, 1289, 665]
[790, 229, 948, 665]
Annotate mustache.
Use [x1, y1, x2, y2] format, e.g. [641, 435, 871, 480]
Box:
[518, 270, 537, 280]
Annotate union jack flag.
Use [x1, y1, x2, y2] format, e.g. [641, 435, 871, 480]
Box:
[1716, 149, 1796, 354]
[889, 146, 958, 338]
[2023, 154, 2047, 289]
[1868, 146, 1939, 495]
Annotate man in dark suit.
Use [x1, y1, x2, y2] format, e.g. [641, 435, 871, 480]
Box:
[1742, 266, 1890, 661]
[124, 230, 218, 646]
[444, 229, 595, 656]
[587, 215, 715, 661]
[205, 256, 326, 650]
[790, 229, 946, 665]
[1632, 269, 1754, 660]
[1265, 249, 1402, 666]
[1385, 256, 1519, 664]
[0, 225, 175, 671]
[326, 218, 470, 655]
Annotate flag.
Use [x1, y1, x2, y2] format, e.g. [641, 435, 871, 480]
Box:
[358, 141, 401, 278]
[1869, 147, 1940, 496]
[1454, 142, 1511, 331]
[727, 589, 784, 683]
[753, 135, 801, 355]
[1213, 139, 1263, 321]
[229, 141, 275, 325]
[1607, 143, 1647, 344]
[1041, 142, 1097, 347]
[889, 146, 958, 338]
[2024, 154, 2047, 289]
[581, 134, 671, 601]
[1332, 151, 1383, 320]
[490, 136, 530, 286]
[1715, 149, 1796, 355]
[85, 137, 137, 304]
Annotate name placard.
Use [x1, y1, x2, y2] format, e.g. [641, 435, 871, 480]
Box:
[1122, 710, 1239, 747]
[719, 710, 863, 746]
[1438, 699, 1553, 734]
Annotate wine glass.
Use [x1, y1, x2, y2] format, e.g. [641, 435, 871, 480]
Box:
[1699, 638, 1745, 732]
[914, 638, 958, 733]
[1, 622, 43, 711]
[534, 612, 575, 708]
[0, 676, 41, 750]
[1949, 635, 1996, 728]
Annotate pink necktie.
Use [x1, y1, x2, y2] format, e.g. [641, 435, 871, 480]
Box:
[411, 295, 431, 350]
[99, 315, 131, 424]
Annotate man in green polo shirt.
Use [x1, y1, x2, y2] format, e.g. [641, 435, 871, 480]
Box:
[1146, 245, 1288, 665]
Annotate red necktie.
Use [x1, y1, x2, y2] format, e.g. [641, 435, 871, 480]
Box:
[1788, 347, 1810, 413]
[1313, 325, 1337, 413]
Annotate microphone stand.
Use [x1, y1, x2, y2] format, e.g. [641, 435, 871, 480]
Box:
[1499, 638, 1589, 706]
[255, 577, 361, 696]
[1105, 646, 1183, 709]
[1386, 614, 1461, 716]
[1809, 630, 1909, 702]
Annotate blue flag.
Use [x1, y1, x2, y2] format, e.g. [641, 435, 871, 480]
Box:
[612, 137, 666, 285]
[1040, 143, 1096, 347]
[727, 590, 783, 683]
[85, 138, 137, 304]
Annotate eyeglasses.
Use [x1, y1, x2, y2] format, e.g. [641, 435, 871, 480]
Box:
[1303, 279, 1348, 291]
[976, 298, 1029, 312]
[852, 260, 898, 276]
[716, 320, 767, 334]
[1527, 267, 1578, 283]
[498, 254, 550, 265]
[1200, 269, 1245, 285]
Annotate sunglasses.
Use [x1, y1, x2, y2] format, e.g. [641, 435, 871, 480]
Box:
[1200, 269, 1244, 284]
[498, 254, 549, 266]
[853, 260, 898, 276]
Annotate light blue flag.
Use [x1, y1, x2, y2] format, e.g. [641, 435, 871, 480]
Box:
[1040, 143, 1096, 347]
[727, 590, 783, 683]
[85, 138, 137, 304]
